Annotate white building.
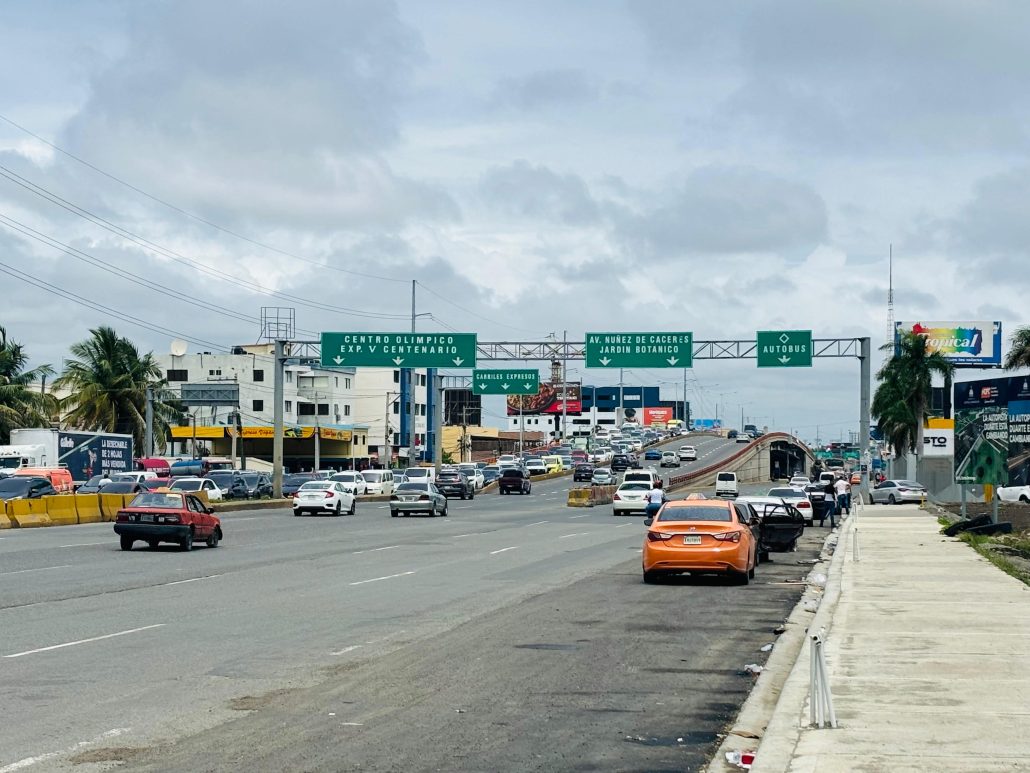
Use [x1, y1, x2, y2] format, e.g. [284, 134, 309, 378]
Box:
[350, 367, 429, 463]
[155, 344, 357, 431]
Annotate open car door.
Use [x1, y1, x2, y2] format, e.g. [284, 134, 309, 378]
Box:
[756, 502, 806, 553]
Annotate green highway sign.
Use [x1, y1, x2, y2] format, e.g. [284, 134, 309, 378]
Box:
[320, 332, 477, 368]
[472, 369, 539, 395]
[756, 330, 813, 368]
[585, 332, 693, 368]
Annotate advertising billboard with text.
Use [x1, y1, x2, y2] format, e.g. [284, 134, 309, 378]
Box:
[896, 321, 1002, 367]
[954, 376, 1030, 484]
[642, 407, 674, 426]
[506, 382, 582, 415]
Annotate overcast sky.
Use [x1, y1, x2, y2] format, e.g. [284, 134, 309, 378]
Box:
[1, 1, 1027, 441]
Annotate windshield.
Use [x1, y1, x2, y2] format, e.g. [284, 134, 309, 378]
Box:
[285, 474, 315, 484]
[768, 488, 803, 497]
[362, 472, 382, 482]
[405, 468, 429, 478]
[332, 473, 359, 481]
[898, 480, 923, 487]
[0, 477, 34, 493]
[129, 493, 183, 508]
[103, 482, 137, 493]
[299, 482, 331, 490]
[397, 482, 430, 492]
[619, 483, 650, 491]
[242, 474, 260, 485]
[657, 505, 732, 522]
[170, 480, 202, 490]
[717, 473, 736, 481]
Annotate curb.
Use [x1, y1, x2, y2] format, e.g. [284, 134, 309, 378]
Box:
[704, 514, 855, 773]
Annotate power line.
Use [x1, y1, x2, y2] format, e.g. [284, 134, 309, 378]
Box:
[415, 281, 550, 336]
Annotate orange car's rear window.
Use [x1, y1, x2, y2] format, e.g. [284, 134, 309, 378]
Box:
[657, 505, 732, 522]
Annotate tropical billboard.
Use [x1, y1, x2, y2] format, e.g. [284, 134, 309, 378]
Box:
[692, 418, 723, 431]
[895, 321, 1002, 368]
[954, 376, 1030, 485]
[506, 382, 582, 415]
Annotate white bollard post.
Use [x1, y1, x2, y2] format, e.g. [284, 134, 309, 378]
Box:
[853, 526, 860, 562]
[810, 634, 838, 728]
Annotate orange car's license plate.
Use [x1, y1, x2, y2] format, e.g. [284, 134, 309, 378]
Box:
[683, 535, 702, 545]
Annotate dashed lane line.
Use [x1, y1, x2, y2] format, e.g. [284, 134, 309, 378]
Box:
[349, 571, 416, 586]
[4, 624, 166, 659]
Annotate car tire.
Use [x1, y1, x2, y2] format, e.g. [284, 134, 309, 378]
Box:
[642, 570, 661, 584]
[442, 504, 448, 517]
[759, 550, 770, 563]
[888, 494, 896, 505]
[732, 568, 749, 585]
[294, 509, 302, 517]
[390, 509, 398, 517]
[348, 499, 356, 515]
[748, 561, 756, 579]
[180, 531, 193, 552]
[470, 490, 475, 500]
[206, 528, 221, 548]
[147, 539, 159, 549]
[333, 501, 342, 517]
[120, 536, 133, 551]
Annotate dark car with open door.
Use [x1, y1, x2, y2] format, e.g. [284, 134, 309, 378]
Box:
[735, 497, 807, 562]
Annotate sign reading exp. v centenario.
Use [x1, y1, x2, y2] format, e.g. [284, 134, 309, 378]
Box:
[321, 332, 477, 368]
[896, 321, 1002, 368]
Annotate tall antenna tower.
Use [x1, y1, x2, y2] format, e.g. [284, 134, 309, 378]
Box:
[886, 243, 895, 353]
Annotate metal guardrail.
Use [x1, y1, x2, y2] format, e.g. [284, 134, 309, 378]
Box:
[810, 633, 838, 728]
[666, 432, 813, 491]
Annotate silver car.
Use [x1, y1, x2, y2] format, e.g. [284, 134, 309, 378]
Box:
[869, 479, 926, 505]
[590, 469, 615, 486]
[390, 481, 448, 517]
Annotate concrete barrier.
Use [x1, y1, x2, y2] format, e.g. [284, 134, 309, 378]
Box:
[74, 494, 102, 524]
[589, 485, 616, 506]
[99, 493, 125, 522]
[43, 494, 78, 526]
[567, 488, 593, 507]
[7, 499, 52, 528]
[0, 509, 12, 529]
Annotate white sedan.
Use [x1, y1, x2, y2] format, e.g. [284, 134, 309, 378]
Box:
[457, 464, 485, 490]
[330, 471, 367, 494]
[168, 477, 223, 501]
[612, 481, 652, 516]
[997, 485, 1030, 503]
[293, 481, 356, 516]
[789, 475, 811, 488]
[678, 446, 697, 462]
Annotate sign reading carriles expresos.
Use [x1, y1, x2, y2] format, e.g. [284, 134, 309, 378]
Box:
[585, 332, 693, 368]
[321, 332, 477, 368]
[472, 369, 539, 395]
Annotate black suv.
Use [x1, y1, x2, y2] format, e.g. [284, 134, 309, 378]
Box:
[573, 463, 595, 482]
[206, 471, 249, 499]
[610, 454, 632, 472]
[499, 468, 532, 495]
[241, 472, 273, 499]
[436, 471, 475, 500]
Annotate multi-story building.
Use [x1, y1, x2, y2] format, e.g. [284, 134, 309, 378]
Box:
[508, 385, 689, 439]
[350, 367, 430, 466]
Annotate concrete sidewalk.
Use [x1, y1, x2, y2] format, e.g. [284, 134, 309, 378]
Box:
[754, 503, 1030, 773]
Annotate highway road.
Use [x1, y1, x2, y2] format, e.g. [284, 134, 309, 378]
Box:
[0, 433, 822, 772]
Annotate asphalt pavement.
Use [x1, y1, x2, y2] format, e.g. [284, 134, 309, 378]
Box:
[0, 432, 792, 772]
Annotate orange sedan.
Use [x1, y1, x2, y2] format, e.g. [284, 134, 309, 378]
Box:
[642, 499, 758, 585]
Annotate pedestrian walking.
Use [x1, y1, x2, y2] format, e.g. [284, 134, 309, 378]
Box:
[645, 480, 666, 520]
[834, 476, 849, 521]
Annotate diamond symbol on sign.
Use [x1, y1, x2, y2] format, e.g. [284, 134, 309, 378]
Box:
[779, 333, 790, 344]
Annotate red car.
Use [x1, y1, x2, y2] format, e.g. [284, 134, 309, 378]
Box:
[114, 490, 222, 552]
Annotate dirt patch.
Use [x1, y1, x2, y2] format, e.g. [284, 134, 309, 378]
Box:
[228, 687, 297, 711]
[70, 747, 143, 764]
[940, 501, 1030, 534]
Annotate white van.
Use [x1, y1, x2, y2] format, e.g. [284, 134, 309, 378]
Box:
[404, 467, 436, 484]
[357, 469, 395, 495]
[623, 470, 661, 488]
[715, 471, 739, 498]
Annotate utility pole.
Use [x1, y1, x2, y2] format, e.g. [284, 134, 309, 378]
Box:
[432, 374, 443, 476]
[229, 408, 238, 468]
[561, 330, 568, 442]
[682, 368, 687, 429]
[619, 367, 624, 425]
[272, 339, 285, 498]
[145, 387, 154, 458]
[385, 391, 398, 469]
[461, 406, 469, 463]
[314, 417, 321, 472]
[236, 409, 246, 470]
[409, 280, 417, 465]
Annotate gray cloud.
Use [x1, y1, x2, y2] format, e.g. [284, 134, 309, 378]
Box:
[491, 68, 598, 112]
[478, 160, 600, 225]
[617, 166, 827, 259]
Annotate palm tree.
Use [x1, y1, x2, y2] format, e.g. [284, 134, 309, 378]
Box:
[873, 331, 954, 459]
[54, 326, 179, 453]
[1004, 326, 1030, 370]
[0, 326, 56, 443]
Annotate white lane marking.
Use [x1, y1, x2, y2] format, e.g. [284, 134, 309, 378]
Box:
[615, 523, 633, 528]
[341, 722, 364, 726]
[330, 644, 363, 656]
[4, 624, 165, 659]
[559, 533, 589, 539]
[229, 517, 259, 521]
[0, 564, 72, 576]
[0, 728, 130, 773]
[349, 571, 415, 586]
[57, 542, 108, 548]
[372, 545, 399, 552]
[569, 513, 592, 519]
[366, 629, 407, 645]
[161, 574, 223, 587]
[452, 533, 474, 539]
[377, 506, 389, 509]
[489, 546, 518, 555]
[526, 521, 548, 526]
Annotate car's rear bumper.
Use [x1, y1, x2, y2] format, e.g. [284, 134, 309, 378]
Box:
[114, 524, 190, 540]
[613, 501, 647, 513]
[391, 502, 434, 512]
[643, 542, 748, 573]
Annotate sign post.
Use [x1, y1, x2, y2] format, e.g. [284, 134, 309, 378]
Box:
[472, 369, 539, 395]
[756, 330, 813, 368]
[320, 332, 477, 368]
[585, 332, 693, 369]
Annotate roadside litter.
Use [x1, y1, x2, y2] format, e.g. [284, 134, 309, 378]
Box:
[808, 573, 827, 586]
[760, 643, 773, 652]
[725, 749, 756, 769]
[743, 663, 764, 676]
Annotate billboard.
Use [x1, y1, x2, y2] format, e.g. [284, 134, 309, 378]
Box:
[896, 321, 1002, 367]
[642, 407, 674, 426]
[58, 432, 134, 481]
[954, 376, 1030, 485]
[692, 418, 723, 431]
[506, 382, 582, 415]
[923, 418, 954, 458]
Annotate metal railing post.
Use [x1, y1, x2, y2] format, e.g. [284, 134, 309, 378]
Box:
[809, 634, 838, 728]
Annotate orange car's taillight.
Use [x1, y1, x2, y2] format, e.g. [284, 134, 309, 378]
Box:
[713, 531, 742, 543]
[646, 531, 673, 542]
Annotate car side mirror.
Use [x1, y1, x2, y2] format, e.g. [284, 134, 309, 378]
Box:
[643, 517, 654, 527]
[204, 506, 214, 514]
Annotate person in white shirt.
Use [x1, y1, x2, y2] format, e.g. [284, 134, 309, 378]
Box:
[833, 477, 849, 521]
[645, 481, 666, 518]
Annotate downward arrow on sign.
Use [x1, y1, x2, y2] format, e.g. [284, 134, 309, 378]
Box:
[453, 357, 464, 366]
[667, 357, 678, 366]
[523, 383, 532, 390]
[477, 383, 487, 391]
[333, 356, 344, 365]
[599, 357, 611, 366]
[393, 357, 404, 365]
[501, 383, 510, 390]
[778, 355, 791, 364]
